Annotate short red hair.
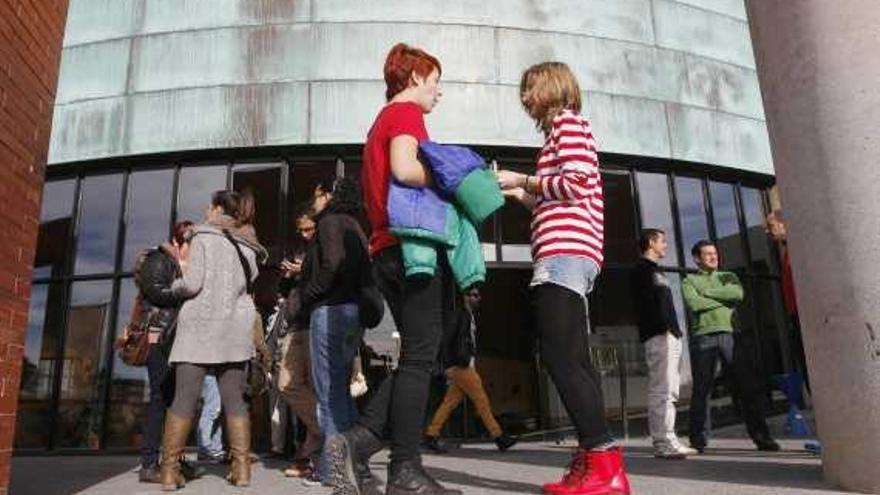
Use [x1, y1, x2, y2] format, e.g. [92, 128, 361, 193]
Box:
[383, 43, 442, 101]
[172, 220, 194, 245]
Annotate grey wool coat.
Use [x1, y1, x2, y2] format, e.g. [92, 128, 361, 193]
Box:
[169, 221, 267, 364]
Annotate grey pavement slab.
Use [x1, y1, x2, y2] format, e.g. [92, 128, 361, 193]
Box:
[11, 438, 852, 495]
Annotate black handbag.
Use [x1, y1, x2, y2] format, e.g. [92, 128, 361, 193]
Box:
[358, 262, 385, 329]
[354, 223, 385, 329]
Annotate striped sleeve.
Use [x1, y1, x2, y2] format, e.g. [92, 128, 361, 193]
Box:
[536, 112, 599, 202]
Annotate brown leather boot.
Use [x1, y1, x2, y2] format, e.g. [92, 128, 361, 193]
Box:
[226, 415, 252, 487]
[159, 413, 193, 491]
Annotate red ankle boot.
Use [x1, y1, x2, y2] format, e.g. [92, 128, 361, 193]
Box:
[542, 447, 631, 495]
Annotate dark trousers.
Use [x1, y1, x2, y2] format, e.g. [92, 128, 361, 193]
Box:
[279, 331, 321, 463]
[533, 283, 613, 449]
[357, 245, 454, 462]
[169, 362, 249, 418]
[141, 345, 171, 467]
[688, 332, 771, 448]
[789, 317, 811, 395]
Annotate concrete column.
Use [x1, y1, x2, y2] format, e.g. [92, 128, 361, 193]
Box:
[745, 2, 880, 493]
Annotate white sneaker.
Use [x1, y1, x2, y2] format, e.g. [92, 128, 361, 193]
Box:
[675, 444, 699, 456]
[669, 439, 699, 456]
[653, 443, 687, 459]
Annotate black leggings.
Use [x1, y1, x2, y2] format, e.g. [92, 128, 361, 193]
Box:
[169, 362, 249, 418]
[534, 283, 612, 449]
[357, 246, 454, 462]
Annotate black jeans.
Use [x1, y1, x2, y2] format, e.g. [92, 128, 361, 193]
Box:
[141, 345, 172, 467]
[357, 245, 454, 462]
[533, 283, 613, 449]
[688, 332, 771, 448]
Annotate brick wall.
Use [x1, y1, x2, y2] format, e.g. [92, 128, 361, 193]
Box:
[0, 1, 69, 493]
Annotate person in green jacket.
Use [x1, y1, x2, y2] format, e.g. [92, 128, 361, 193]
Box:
[682, 240, 780, 453]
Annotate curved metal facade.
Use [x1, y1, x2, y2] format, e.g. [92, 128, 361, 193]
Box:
[49, 0, 773, 174]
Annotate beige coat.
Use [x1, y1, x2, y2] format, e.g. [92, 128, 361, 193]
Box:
[169, 221, 265, 364]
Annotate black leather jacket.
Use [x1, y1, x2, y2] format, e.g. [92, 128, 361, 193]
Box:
[136, 246, 183, 340]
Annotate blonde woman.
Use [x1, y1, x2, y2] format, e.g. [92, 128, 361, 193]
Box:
[497, 62, 631, 495]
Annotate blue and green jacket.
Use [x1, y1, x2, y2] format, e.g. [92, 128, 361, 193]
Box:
[386, 142, 504, 290]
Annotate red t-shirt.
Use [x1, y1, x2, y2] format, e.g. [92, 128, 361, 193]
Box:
[361, 102, 429, 255]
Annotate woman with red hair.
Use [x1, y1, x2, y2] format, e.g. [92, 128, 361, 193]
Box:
[326, 43, 462, 495]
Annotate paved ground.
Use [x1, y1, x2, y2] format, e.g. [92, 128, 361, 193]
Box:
[11, 418, 852, 495]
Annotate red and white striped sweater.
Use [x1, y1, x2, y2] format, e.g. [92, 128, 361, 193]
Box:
[531, 109, 604, 266]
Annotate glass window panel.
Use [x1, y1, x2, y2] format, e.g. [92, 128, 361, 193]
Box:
[741, 187, 778, 274]
[15, 282, 66, 448]
[709, 182, 746, 269]
[291, 161, 336, 207]
[499, 162, 532, 262]
[636, 173, 679, 267]
[122, 169, 174, 271]
[233, 163, 282, 251]
[233, 163, 284, 315]
[74, 175, 124, 275]
[33, 180, 76, 279]
[602, 171, 638, 263]
[674, 177, 710, 269]
[287, 161, 339, 264]
[56, 280, 114, 449]
[479, 208, 497, 263]
[753, 278, 789, 377]
[105, 278, 149, 447]
[665, 272, 693, 392]
[177, 165, 227, 224]
[343, 159, 362, 181]
[588, 268, 643, 419]
[337, 159, 372, 234]
[464, 268, 538, 431]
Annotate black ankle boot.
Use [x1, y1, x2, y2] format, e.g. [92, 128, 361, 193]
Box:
[386, 458, 462, 495]
[356, 460, 383, 495]
[327, 425, 384, 495]
[421, 436, 448, 454]
[179, 458, 205, 481]
[494, 434, 517, 452]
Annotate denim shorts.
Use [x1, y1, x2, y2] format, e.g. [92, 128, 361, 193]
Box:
[530, 255, 600, 296]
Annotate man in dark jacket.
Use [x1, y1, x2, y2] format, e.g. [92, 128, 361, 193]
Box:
[631, 229, 695, 459]
[422, 288, 517, 454]
[132, 221, 202, 483]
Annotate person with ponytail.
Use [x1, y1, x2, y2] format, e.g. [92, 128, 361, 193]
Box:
[158, 189, 268, 491]
[284, 177, 370, 487]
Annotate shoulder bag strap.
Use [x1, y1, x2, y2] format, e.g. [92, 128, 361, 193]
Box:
[222, 229, 254, 295]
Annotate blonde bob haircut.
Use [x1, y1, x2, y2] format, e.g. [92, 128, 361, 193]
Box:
[520, 61, 582, 134]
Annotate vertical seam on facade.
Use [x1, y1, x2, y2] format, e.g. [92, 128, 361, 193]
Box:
[121, 0, 147, 157]
[663, 102, 675, 159]
[306, 82, 312, 144]
[648, 0, 659, 46]
[492, 26, 501, 84]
